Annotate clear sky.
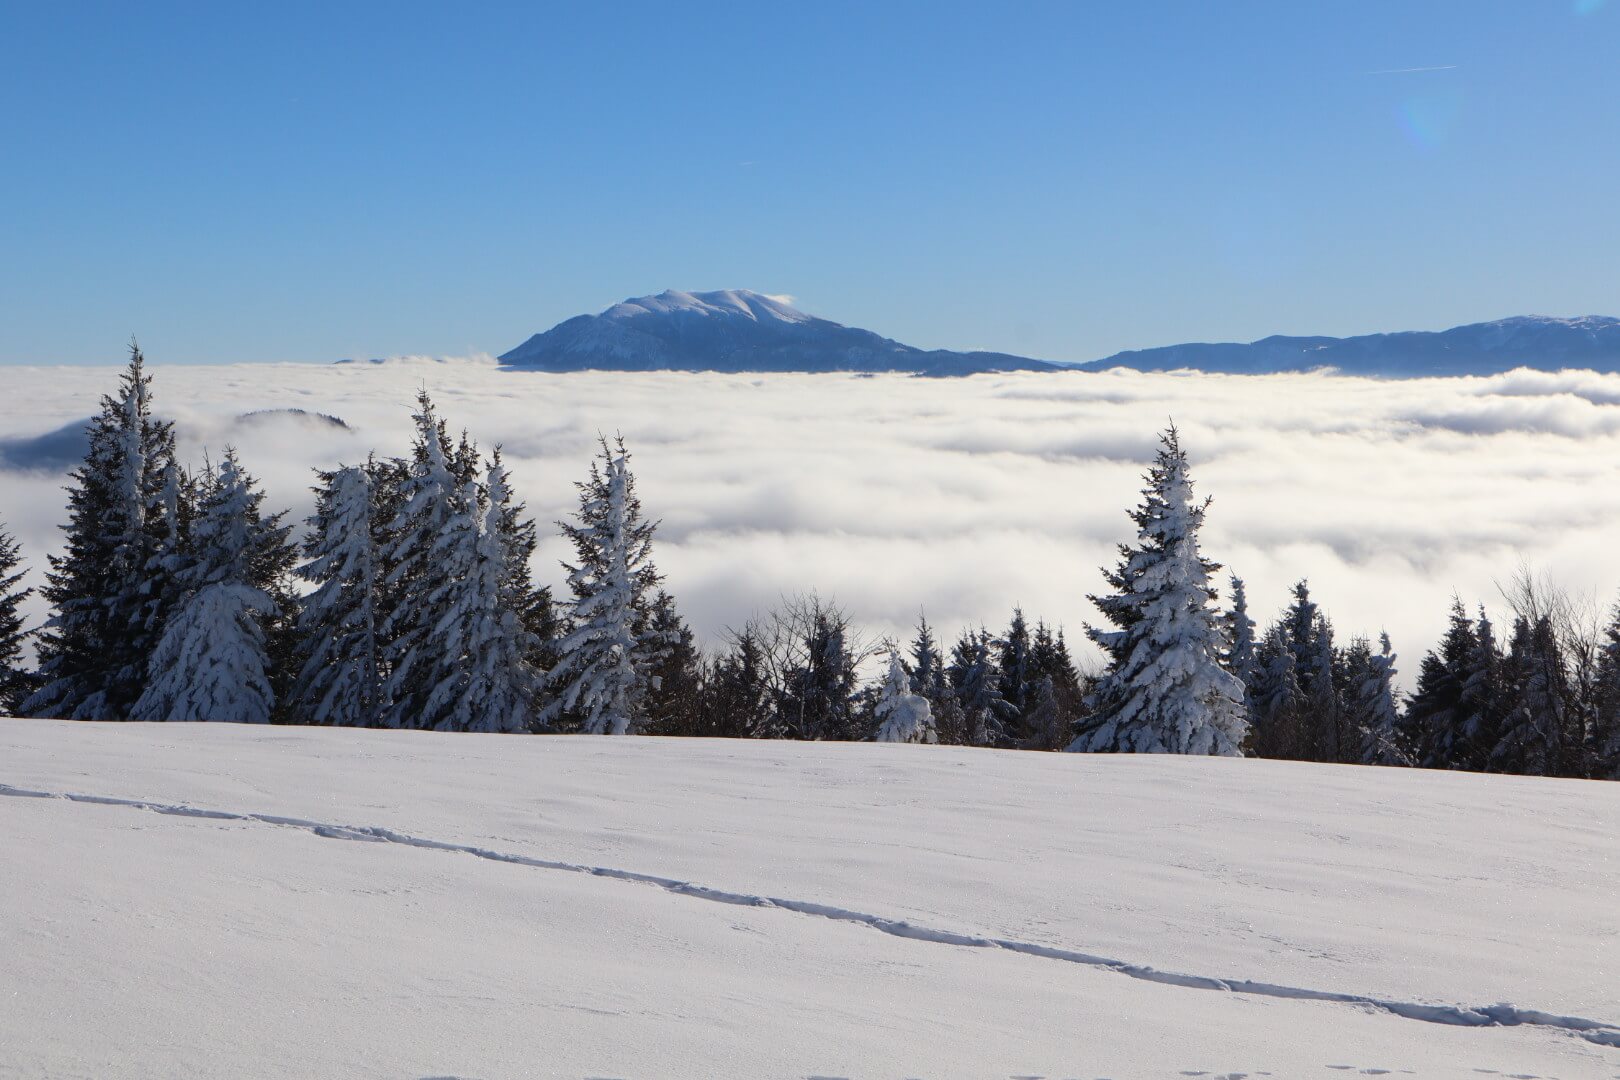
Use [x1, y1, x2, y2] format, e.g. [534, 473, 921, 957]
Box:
[2, 1, 1616, 365]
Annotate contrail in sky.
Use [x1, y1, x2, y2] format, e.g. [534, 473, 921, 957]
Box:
[1363, 64, 1460, 75]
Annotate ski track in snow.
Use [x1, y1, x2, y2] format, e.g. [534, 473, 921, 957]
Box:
[5, 779, 1617, 1050]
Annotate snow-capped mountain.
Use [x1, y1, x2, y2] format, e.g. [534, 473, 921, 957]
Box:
[1082, 315, 1620, 376]
[499, 289, 1058, 375]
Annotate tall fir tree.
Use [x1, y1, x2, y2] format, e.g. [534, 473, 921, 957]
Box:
[1246, 624, 1304, 758]
[781, 608, 861, 740]
[1587, 604, 1620, 780]
[379, 391, 465, 728]
[1492, 614, 1578, 776]
[1283, 582, 1342, 761]
[1221, 574, 1258, 687]
[1069, 426, 1246, 756]
[908, 612, 946, 702]
[25, 344, 186, 720]
[290, 465, 385, 726]
[997, 608, 1034, 742]
[0, 524, 35, 713]
[1340, 633, 1406, 766]
[949, 627, 1014, 747]
[543, 435, 668, 734]
[131, 450, 292, 723]
[1400, 599, 1477, 767]
[642, 591, 705, 735]
[485, 447, 562, 682]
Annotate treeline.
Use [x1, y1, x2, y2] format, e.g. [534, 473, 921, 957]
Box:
[0, 347, 1616, 781]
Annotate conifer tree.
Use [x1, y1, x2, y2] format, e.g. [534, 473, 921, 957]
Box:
[706, 627, 770, 738]
[783, 607, 861, 740]
[1246, 625, 1303, 758]
[909, 612, 946, 702]
[949, 628, 1014, 747]
[379, 392, 465, 728]
[1400, 599, 1476, 767]
[875, 649, 936, 743]
[290, 465, 384, 726]
[1222, 574, 1258, 687]
[998, 608, 1033, 739]
[1278, 581, 1340, 761]
[416, 454, 543, 733]
[0, 524, 35, 714]
[1069, 426, 1246, 756]
[543, 435, 668, 735]
[643, 591, 704, 735]
[1492, 615, 1577, 776]
[131, 450, 291, 723]
[485, 447, 562, 680]
[1341, 633, 1406, 766]
[1588, 605, 1620, 780]
[26, 344, 186, 720]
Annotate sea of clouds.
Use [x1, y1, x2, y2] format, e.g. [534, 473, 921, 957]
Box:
[6, 358, 1620, 687]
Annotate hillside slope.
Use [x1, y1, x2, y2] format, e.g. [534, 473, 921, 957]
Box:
[2, 720, 1617, 1078]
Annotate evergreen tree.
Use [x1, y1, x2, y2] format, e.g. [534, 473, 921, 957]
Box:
[874, 649, 936, 743]
[1588, 604, 1620, 780]
[998, 608, 1034, 741]
[1069, 426, 1246, 756]
[290, 465, 384, 726]
[643, 591, 705, 735]
[543, 435, 668, 734]
[1450, 609, 1504, 771]
[1341, 633, 1406, 766]
[706, 627, 770, 738]
[379, 392, 465, 728]
[1246, 625, 1303, 758]
[908, 612, 946, 701]
[1493, 615, 1578, 776]
[1221, 574, 1258, 686]
[0, 524, 35, 713]
[1281, 581, 1341, 762]
[782, 608, 861, 740]
[484, 446, 561, 679]
[131, 450, 291, 723]
[1400, 599, 1477, 768]
[26, 345, 185, 719]
[949, 628, 1014, 747]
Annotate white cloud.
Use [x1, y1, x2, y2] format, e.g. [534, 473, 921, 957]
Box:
[6, 361, 1620, 689]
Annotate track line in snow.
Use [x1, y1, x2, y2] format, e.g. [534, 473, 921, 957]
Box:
[5, 779, 1617, 1049]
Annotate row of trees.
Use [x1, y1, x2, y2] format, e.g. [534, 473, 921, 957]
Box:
[0, 348, 1616, 780]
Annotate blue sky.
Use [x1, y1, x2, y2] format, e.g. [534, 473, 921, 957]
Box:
[1, 1, 1616, 365]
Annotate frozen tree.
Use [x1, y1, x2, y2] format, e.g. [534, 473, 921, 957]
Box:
[0, 525, 35, 714]
[413, 455, 542, 733]
[26, 345, 186, 719]
[1246, 625, 1303, 758]
[291, 465, 384, 726]
[379, 392, 465, 728]
[705, 626, 770, 738]
[1342, 633, 1406, 766]
[949, 628, 1013, 747]
[1069, 426, 1246, 756]
[909, 612, 946, 702]
[643, 591, 704, 735]
[874, 649, 936, 743]
[998, 608, 1034, 739]
[1493, 615, 1577, 776]
[132, 451, 291, 723]
[542, 436, 668, 735]
[1588, 604, 1620, 780]
[1401, 599, 1476, 768]
[1221, 574, 1258, 687]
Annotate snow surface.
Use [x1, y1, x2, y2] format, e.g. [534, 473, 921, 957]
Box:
[3, 719, 1617, 1078]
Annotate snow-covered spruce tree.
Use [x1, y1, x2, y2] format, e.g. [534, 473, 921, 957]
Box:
[1221, 575, 1258, 688]
[379, 392, 465, 728]
[542, 435, 669, 735]
[1341, 633, 1407, 766]
[784, 607, 861, 740]
[412, 454, 543, 733]
[1401, 599, 1478, 768]
[1273, 580, 1341, 762]
[1245, 625, 1303, 758]
[998, 608, 1034, 740]
[1492, 614, 1577, 777]
[0, 524, 36, 714]
[1068, 426, 1246, 756]
[949, 628, 1014, 747]
[131, 450, 292, 723]
[290, 465, 385, 726]
[485, 447, 563, 681]
[25, 344, 186, 720]
[908, 612, 946, 702]
[875, 649, 936, 743]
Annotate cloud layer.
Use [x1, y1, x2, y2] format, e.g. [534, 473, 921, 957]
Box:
[6, 360, 1620, 688]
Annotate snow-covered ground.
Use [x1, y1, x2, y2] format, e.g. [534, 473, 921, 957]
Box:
[3, 720, 1616, 1078]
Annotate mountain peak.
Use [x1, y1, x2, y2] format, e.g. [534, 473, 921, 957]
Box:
[498, 290, 1055, 375]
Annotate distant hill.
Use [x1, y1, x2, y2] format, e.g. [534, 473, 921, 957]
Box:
[498, 289, 1059, 375]
[1081, 316, 1620, 376]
